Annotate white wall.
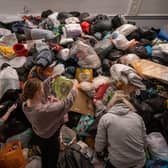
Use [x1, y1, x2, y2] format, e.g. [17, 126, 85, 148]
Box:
[139, 0, 168, 16]
[0, 0, 168, 16]
[0, 0, 167, 29]
[0, 0, 130, 15]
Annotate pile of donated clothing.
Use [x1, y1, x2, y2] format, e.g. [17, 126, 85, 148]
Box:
[0, 9, 168, 168]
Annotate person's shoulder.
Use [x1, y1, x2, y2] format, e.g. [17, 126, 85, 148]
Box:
[100, 113, 114, 122]
[129, 111, 144, 121]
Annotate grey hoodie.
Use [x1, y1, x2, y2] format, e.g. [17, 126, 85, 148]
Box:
[95, 103, 146, 168]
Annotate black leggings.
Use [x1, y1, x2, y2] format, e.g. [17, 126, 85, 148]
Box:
[32, 131, 60, 168]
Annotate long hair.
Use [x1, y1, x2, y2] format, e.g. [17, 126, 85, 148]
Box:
[107, 90, 136, 111]
[23, 78, 42, 100]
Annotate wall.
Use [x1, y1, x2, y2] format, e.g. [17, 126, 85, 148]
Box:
[139, 0, 168, 16]
[0, 0, 168, 16]
[0, 0, 130, 15]
[0, 0, 167, 29]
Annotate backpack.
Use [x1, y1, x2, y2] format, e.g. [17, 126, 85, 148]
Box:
[57, 143, 94, 168]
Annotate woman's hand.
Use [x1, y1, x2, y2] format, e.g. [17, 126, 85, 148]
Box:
[1, 103, 17, 122]
[7, 104, 17, 113]
[72, 79, 79, 90]
[48, 95, 59, 103]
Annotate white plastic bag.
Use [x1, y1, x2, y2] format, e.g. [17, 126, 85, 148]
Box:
[147, 132, 168, 160]
[57, 48, 70, 61]
[92, 75, 111, 89]
[60, 125, 76, 150]
[0, 28, 11, 36]
[159, 43, 168, 54]
[110, 64, 146, 89]
[119, 54, 140, 65]
[65, 17, 80, 24]
[48, 12, 60, 27]
[116, 24, 137, 36]
[70, 40, 101, 69]
[111, 31, 135, 50]
[0, 56, 27, 68]
[64, 24, 82, 38]
[0, 66, 20, 99]
[0, 33, 18, 47]
[31, 28, 55, 40]
[80, 81, 94, 92]
[53, 64, 65, 75]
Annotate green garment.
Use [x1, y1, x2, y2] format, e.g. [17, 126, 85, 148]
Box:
[52, 76, 73, 100]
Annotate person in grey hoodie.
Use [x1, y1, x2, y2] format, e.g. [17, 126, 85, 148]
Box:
[95, 91, 147, 168]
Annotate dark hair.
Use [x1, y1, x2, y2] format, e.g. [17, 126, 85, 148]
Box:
[23, 78, 42, 100]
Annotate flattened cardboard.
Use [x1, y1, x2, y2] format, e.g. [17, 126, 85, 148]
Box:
[132, 59, 168, 84]
[71, 89, 94, 116]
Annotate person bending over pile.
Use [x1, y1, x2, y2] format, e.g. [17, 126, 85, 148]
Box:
[95, 91, 147, 168]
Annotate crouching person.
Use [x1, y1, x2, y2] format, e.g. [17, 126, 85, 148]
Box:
[95, 91, 147, 168]
[22, 77, 78, 168]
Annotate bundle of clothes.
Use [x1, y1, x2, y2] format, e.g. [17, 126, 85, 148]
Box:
[0, 9, 168, 168]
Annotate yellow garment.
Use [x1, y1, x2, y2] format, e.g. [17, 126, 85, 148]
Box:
[0, 45, 15, 58]
[75, 68, 93, 82]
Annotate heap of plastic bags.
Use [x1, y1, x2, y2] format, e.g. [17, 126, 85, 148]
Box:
[0, 10, 168, 168]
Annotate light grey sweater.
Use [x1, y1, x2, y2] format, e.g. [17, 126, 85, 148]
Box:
[95, 103, 146, 168]
[22, 77, 77, 139]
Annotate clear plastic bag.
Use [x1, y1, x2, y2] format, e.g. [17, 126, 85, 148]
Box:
[60, 125, 77, 151]
[147, 132, 168, 160]
[116, 24, 137, 36]
[0, 66, 20, 99]
[70, 40, 101, 69]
